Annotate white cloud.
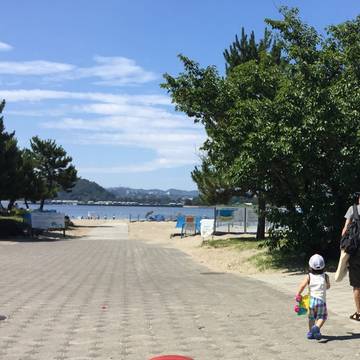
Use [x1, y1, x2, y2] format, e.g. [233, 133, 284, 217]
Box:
[42, 113, 190, 130]
[42, 114, 205, 173]
[77, 56, 157, 85]
[1, 86, 205, 173]
[0, 56, 156, 86]
[0, 61, 74, 75]
[66, 127, 204, 172]
[0, 41, 13, 51]
[0, 89, 170, 106]
[79, 156, 197, 174]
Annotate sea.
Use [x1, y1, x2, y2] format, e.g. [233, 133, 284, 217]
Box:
[13, 202, 215, 221]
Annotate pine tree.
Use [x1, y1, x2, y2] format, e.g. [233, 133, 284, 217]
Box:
[0, 100, 22, 208]
[30, 136, 77, 210]
[223, 27, 282, 73]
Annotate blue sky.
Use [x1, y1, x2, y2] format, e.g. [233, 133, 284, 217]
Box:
[0, 0, 359, 190]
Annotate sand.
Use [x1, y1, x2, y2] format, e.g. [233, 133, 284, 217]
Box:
[0, 219, 277, 275]
[129, 220, 270, 275]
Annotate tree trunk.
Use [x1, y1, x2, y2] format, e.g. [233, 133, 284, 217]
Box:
[256, 194, 266, 240]
[7, 199, 15, 211]
[39, 198, 45, 211]
[24, 199, 29, 209]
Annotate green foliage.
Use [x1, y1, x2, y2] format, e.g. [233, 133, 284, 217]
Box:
[0, 101, 78, 211]
[191, 159, 235, 205]
[30, 136, 77, 209]
[223, 27, 282, 73]
[57, 178, 116, 202]
[202, 237, 261, 251]
[0, 217, 27, 237]
[163, 7, 360, 259]
[0, 101, 22, 203]
[258, 8, 360, 257]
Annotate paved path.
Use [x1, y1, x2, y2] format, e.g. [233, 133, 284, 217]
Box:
[1, 223, 360, 359]
[250, 270, 356, 319]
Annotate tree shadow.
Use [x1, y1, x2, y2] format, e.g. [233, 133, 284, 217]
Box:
[319, 332, 360, 343]
[0, 231, 83, 243]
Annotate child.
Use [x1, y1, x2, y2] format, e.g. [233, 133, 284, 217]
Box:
[296, 254, 330, 340]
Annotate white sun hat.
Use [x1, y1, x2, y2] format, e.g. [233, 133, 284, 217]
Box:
[309, 254, 325, 270]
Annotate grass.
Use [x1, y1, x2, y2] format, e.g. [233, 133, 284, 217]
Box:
[202, 236, 263, 251]
[247, 251, 304, 272]
[202, 235, 316, 272]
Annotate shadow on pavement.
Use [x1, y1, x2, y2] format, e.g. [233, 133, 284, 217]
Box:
[319, 332, 360, 343]
[70, 225, 114, 228]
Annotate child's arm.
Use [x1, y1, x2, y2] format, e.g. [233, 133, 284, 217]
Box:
[296, 275, 309, 296]
[325, 273, 330, 289]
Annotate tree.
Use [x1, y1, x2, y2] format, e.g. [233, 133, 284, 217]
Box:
[258, 7, 360, 256]
[163, 7, 360, 258]
[0, 100, 22, 209]
[191, 158, 235, 205]
[30, 136, 77, 210]
[163, 28, 284, 239]
[19, 149, 46, 208]
[223, 27, 282, 73]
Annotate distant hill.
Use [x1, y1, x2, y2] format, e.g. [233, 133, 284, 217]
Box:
[56, 179, 199, 203]
[107, 186, 198, 201]
[57, 178, 116, 201]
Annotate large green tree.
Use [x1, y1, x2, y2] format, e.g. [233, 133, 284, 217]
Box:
[163, 28, 283, 239]
[258, 7, 360, 256]
[30, 136, 77, 210]
[163, 8, 360, 258]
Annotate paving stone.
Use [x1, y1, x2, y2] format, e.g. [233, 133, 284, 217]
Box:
[0, 222, 360, 359]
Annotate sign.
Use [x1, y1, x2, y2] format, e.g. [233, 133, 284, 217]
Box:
[28, 211, 65, 230]
[216, 208, 235, 222]
[200, 219, 214, 238]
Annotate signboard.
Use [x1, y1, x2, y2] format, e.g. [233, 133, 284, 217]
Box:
[29, 212, 65, 230]
[216, 208, 235, 222]
[200, 219, 214, 238]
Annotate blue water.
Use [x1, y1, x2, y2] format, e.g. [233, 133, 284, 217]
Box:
[18, 203, 215, 221]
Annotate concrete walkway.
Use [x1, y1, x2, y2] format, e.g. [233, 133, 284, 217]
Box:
[0, 222, 360, 360]
[251, 270, 356, 319]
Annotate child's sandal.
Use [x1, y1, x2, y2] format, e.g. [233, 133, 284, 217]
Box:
[350, 312, 360, 321]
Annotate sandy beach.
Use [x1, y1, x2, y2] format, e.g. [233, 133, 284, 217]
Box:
[129, 220, 268, 275]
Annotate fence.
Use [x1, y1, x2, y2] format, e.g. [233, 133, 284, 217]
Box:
[214, 206, 271, 234]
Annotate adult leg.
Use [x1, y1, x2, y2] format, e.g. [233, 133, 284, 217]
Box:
[348, 253, 360, 319]
[354, 287, 360, 313]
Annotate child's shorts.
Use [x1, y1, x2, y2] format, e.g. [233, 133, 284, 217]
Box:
[308, 297, 328, 321]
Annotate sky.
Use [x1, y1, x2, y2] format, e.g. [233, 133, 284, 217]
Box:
[0, 0, 359, 190]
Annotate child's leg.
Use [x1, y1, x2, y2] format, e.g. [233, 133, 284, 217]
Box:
[308, 319, 315, 331]
[315, 301, 327, 330]
[315, 318, 325, 329]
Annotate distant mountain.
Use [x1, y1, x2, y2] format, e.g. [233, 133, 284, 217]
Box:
[57, 178, 116, 201]
[56, 179, 199, 204]
[107, 186, 198, 200]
